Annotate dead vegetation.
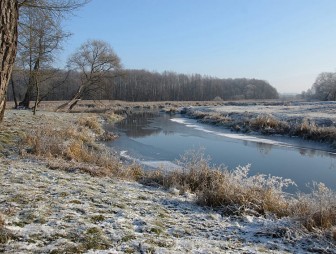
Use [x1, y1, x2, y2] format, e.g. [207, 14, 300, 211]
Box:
[186, 110, 336, 146]
[1, 108, 336, 240]
[15, 112, 143, 180]
[291, 183, 336, 231]
[142, 149, 336, 233]
[0, 213, 12, 245]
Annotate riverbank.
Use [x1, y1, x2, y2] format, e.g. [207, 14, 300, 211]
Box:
[0, 108, 336, 253]
[182, 101, 336, 149]
[2, 156, 334, 254]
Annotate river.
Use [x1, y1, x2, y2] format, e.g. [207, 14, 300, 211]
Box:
[105, 111, 336, 193]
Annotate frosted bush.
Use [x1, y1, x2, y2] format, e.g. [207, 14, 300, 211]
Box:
[291, 182, 336, 230]
[143, 149, 336, 231]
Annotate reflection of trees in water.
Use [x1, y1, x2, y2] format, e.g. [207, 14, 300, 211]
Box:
[242, 140, 273, 155]
[116, 112, 162, 138]
[256, 142, 273, 155]
[299, 148, 316, 157]
[298, 148, 336, 170]
[163, 130, 174, 136]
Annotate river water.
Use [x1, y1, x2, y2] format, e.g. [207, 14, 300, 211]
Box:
[106, 111, 336, 193]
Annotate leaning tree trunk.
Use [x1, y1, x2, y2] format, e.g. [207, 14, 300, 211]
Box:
[0, 0, 19, 122]
[55, 85, 85, 112]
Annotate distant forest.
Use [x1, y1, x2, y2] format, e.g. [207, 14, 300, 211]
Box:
[8, 69, 279, 103]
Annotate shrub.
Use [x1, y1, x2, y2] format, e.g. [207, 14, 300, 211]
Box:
[249, 114, 290, 134]
[290, 183, 336, 230]
[143, 149, 294, 217]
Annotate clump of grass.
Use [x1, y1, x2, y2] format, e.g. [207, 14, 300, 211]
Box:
[81, 227, 110, 251]
[121, 234, 136, 242]
[293, 119, 336, 143]
[118, 163, 144, 181]
[91, 215, 105, 223]
[290, 182, 336, 231]
[0, 213, 12, 244]
[76, 116, 103, 135]
[20, 119, 124, 177]
[144, 150, 289, 216]
[102, 111, 124, 124]
[0, 214, 4, 227]
[21, 125, 93, 158]
[150, 227, 163, 235]
[250, 114, 290, 134]
[20, 114, 145, 179]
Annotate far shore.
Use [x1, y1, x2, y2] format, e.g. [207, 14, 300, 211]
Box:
[6, 99, 336, 149]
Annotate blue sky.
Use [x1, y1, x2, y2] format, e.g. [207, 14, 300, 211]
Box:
[60, 0, 336, 93]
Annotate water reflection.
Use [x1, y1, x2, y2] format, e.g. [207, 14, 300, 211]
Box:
[115, 112, 336, 161]
[108, 112, 336, 191]
[255, 142, 273, 155]
[116, 112, 161, 138]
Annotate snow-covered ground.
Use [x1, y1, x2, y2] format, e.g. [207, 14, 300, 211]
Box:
[195, 101, 336, 126]
[0, 107, 336, 253]
[1, 158, 335, 253]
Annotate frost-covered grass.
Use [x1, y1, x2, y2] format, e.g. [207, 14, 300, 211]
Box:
[142, 149, 336, 235]
[1, 157, 335, 253]
[292, 183, 336, 231]
[17, 113, 142, 180]
[1, 109, 336, 252]
[12, 110, 336, 234]
[0, 213, 11, 245]
[185, 101, 336, 146]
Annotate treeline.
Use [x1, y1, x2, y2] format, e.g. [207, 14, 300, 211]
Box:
[111, 70, 279, 101]
[8, 69, 279, 102]
[301, 72, 336, 101]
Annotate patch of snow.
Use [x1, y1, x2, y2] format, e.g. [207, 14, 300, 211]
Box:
[171, 118, 292, 148]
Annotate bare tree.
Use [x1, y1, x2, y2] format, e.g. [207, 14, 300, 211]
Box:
[313, 72, 336, 101]
[15, 4, 71, 110]
[0, 0, 88, 122]
[57, 39, 122, 111]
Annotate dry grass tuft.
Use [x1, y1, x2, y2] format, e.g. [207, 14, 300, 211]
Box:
[142, 150, 294, 217]
[294, 119, 336, 143]
[76, 116, 103, 135]
[20, 114, 143, 179]
[250, 115, 290, 134]
[290, 183, 336, 231]
[0, 213, 12, 244]
[0, 214, 4, 228]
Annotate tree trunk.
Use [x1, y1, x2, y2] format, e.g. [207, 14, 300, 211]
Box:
[0, 0, 19, 122]
[55, 84, 85, 112]
[18, 82, 33, 108]
[11, 78, 18, 108]
[19, 58, 40, 108]
[33, 78, 39, 115]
